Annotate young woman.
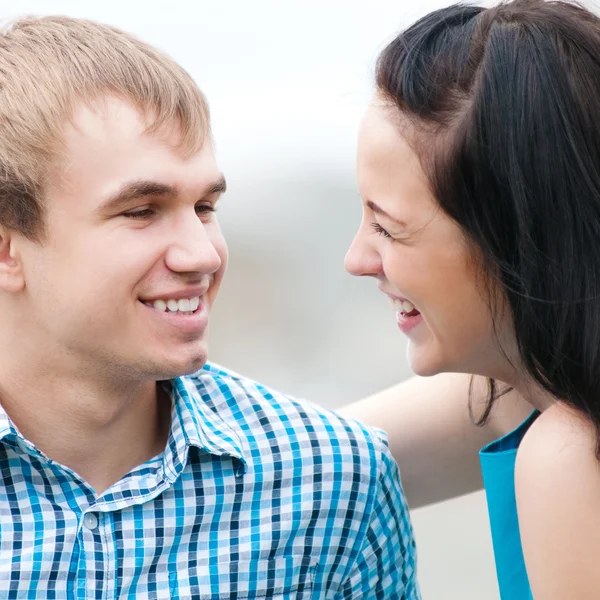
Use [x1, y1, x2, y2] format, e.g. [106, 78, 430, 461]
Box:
[342, 1, 600, 598]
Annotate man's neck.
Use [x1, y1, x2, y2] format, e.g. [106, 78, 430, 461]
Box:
[0, 369, 172, 496]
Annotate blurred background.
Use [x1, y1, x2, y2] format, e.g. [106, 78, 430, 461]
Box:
[5, 0, 499, 597]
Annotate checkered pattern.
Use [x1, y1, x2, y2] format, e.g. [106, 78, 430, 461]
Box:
[0, 362, 419, 599]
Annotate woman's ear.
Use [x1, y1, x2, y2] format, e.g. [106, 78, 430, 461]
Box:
[0, 229, 25, 293]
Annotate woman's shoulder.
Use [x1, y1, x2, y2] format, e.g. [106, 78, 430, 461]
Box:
[515, 402, 600, 597]
[515, 401, 598, 510]
[518, 401, 595, 459]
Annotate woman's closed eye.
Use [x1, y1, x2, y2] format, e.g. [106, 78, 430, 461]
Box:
[371, 221, 392, 239]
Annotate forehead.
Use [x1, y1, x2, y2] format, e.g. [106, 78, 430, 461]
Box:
[358, 104, 427, 184]
[52, 97, 218, 199]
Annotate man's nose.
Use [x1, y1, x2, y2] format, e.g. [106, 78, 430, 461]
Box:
[164, 215, 222, 275]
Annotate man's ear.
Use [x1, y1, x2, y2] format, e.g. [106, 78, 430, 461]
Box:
[0, 229, 25, 293]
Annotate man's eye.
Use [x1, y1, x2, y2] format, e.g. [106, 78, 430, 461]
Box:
[195, 204, 216, 215]
[123, 208, 155, 219]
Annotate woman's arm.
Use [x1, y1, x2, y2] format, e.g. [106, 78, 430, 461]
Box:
[340, 373, 533, 508]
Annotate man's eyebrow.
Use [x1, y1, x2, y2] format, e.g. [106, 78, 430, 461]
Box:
[206, 176, 227, 196]
[98, 175, 227, 212]
[97, 181, 176, 213]
[366, 200, 407, 227]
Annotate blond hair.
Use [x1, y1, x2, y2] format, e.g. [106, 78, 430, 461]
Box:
[0, 16, 210, 240]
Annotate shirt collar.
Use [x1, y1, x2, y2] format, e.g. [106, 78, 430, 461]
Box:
[0, 404, 22, 444]
[161, 373, 248, 482]
[0, 372, 249, 481]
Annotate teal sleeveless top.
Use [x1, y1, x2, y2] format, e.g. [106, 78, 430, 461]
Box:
[479, 411, 539, 600]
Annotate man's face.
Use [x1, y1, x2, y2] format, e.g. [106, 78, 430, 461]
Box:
[15, 97, 228, 381]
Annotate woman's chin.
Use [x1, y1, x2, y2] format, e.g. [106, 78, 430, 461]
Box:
[406, 342, 449, 377]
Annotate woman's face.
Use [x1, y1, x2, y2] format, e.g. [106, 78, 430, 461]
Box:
[345, 103, 514, 378]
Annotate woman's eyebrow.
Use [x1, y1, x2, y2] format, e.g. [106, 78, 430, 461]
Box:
[366, 200, 407, 227]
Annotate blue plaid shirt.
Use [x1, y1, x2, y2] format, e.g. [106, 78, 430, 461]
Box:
[0, 362, 419, 599]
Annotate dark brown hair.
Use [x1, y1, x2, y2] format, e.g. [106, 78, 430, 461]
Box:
[376, 0, 600, 451]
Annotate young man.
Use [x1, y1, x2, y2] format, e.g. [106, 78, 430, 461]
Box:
[0, 16, 419, 598]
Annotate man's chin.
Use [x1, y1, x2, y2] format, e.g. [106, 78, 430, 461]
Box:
[149, 350, 209, 381]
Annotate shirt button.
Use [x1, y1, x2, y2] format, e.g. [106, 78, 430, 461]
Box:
[83, 512, 99, 531]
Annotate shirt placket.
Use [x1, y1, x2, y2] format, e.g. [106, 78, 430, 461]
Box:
[76, 507, 116, 600]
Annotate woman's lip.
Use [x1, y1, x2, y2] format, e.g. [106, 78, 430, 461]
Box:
[387, 294, 419, 314]
[380, 288, 422, 330]
[386, 292, 409, 302]
[396, 311, 424, 334]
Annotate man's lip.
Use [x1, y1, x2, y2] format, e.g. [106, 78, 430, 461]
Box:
[140, 299, 210, 335]
[139, 287, 210, 303]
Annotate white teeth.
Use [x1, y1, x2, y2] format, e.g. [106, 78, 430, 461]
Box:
[402, 300, 415, 313]
[153, 299, 167, 312]
[392, 298, 417, 314]
[178, 298, 191, 312]
[146, 296, 201, 313]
